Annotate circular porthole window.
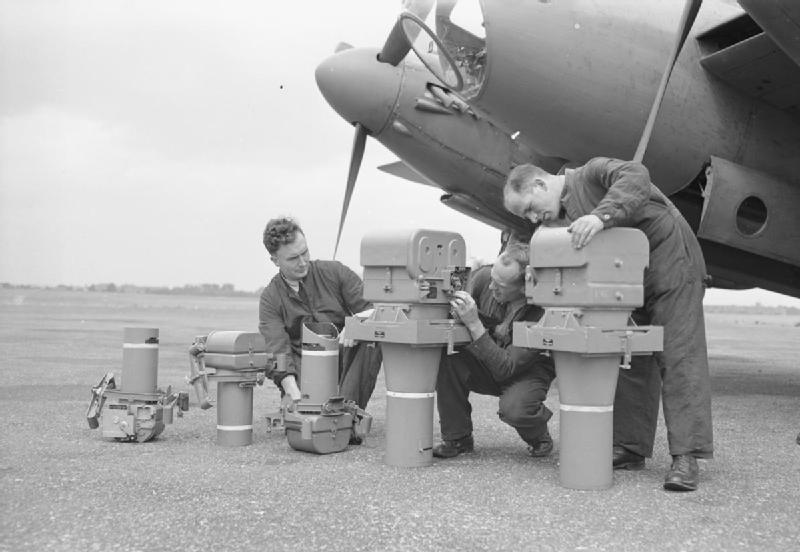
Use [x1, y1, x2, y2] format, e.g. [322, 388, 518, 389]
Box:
[735, 195, 767, 236]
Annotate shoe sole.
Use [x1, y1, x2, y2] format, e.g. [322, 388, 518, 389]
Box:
[663, 481, 698, 492]
[614, 460, 645, 471]
[528, 446, 553, 458]
[433, 449, 474, 459]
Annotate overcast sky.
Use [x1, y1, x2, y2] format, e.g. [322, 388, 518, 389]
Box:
[1, 0, 798, 307]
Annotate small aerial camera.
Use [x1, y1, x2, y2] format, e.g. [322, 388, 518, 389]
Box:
[444, 266, 471, 296]
[360, 229, 468, 304]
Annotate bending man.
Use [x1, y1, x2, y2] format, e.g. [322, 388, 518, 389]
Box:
[503, 157, 712, 491]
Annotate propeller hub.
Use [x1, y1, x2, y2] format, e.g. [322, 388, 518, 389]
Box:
[315, 47, 403, 136]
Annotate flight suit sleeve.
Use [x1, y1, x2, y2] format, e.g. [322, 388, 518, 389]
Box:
[336, 262, 372, 314]
[465, 334, 545, 382]
[584, 157, 652, 228]
[258, 289, 298, 385]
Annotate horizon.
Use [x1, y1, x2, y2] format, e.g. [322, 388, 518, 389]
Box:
[2, 278, 799, 308]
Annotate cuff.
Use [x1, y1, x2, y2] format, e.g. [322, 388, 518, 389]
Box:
[591, 209, 615, 228]
[465, 332, 493, 356]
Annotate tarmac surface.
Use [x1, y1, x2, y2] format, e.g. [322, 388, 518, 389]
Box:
[1, 289, 799, 551]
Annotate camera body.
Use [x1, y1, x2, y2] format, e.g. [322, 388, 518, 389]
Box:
[360, 228, 469, 304]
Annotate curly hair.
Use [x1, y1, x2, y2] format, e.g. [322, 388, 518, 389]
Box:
[263, 217, 304, 254]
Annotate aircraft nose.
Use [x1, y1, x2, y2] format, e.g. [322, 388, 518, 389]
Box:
[315, 47, 402, 136]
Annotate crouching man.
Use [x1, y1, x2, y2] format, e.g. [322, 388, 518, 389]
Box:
[258, 217, 382, 414]
[433, 243, 555, 458]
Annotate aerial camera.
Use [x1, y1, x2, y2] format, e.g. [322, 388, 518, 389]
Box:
[86, 328, 189, 442]
[187, 331, 281, 446]
[280, 322, 372, 454]
[346, 229, 472, 467]
[513, 227, 663, 490]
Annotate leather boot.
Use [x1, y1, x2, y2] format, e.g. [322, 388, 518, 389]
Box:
[432, 434, 474, 458]
[613, 445, 645, 470]
[664, 454, 699, 491]
[527, 431, 554, 457]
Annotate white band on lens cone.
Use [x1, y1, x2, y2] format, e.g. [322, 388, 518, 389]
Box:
[560, 404, 613, 413]
[386, 391, 435, 399]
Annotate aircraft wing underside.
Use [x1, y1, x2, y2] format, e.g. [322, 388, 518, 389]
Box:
[700, 3, 800, 116]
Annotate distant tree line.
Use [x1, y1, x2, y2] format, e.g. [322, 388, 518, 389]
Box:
[0, 282, 261, 297]
[1, 283, 798, 312]
[703, 304, 800, 315]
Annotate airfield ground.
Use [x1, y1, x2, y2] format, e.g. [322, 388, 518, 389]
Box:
[1, 289, 798, 551]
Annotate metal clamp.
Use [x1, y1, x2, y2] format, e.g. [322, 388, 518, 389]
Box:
[86, 372, 116, 429]
[187, 339, 214, 409]
[619, 330, 634, 370]
[383, 266, 393, 292]
[445, 324, 456, 355]
[553, 268, 563, 295]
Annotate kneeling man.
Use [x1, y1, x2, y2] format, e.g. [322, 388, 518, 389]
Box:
[433, 243, 555, 458]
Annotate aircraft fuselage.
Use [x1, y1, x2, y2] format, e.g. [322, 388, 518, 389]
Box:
[476, 0, 800, 193]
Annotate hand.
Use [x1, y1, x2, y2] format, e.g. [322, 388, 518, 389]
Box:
[280, 375, 302, 402]
[450, 291, 486, 340]
[338, 327, 355, 348]
[567, 214, 604, 249]
[281, 393, 299, 412]
[354, 308, 374, 318]
[449, 291, 485, 341]
[449, 291, 478, 324]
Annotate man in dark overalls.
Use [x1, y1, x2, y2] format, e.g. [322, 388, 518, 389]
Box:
[504, 157, 712, 491]
[433, 243, 556, 459]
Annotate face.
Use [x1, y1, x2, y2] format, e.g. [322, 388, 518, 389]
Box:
[504, 179, 558, 225]
[271, 232, 310, 282]
[489, 260, 525, 304]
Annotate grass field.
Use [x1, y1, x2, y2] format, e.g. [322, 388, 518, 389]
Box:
[1, 289, 799, 552]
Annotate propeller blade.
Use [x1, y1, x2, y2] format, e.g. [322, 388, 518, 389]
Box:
[633, 0, 702, 162]
[378, 17, 411, 65]
[377, 0, 434, 65]
[333, 123, 368, 259]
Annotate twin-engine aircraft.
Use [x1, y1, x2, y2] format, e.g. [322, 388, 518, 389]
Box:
[315, 0, 800, 299]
